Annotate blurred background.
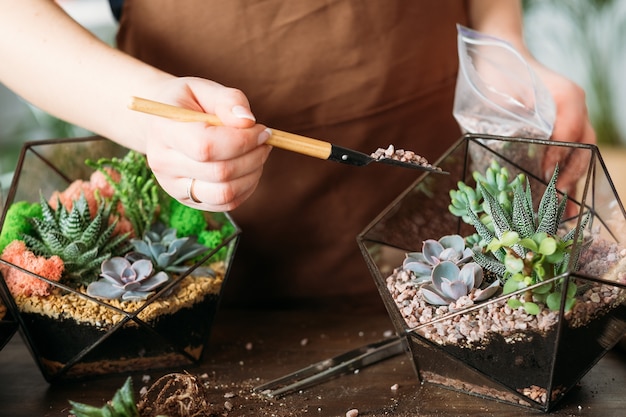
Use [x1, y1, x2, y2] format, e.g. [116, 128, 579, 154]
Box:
[1, 0, 625, 200]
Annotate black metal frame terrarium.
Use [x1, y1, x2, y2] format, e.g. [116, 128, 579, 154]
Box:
[358, 134, 626, 412]
[0, 186, 19, 353]
[0, 137, 241, 382]
[0, 276, 18, 352]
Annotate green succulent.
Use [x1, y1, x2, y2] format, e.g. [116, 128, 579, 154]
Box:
[86, 150, 165, 238]
[69, 377, 141, 417]
[22, 193, 131, 286]
[449, 160, 526, 246]
[449, 160, 525, 222]
[127, 222, 209, 276]
[464, 165, 589, 314]
[487, 230, 579, 314]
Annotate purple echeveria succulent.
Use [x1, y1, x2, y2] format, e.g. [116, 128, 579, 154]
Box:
[403, 234, 473, 284]
[86, 256, 169, 301]
[420, 260, 500, 306]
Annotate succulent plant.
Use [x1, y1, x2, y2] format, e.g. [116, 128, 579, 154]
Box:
[464, 165, 590, 314]
[487, 230, 579, 314]
[86, 256, 169, 301]
[69, 376, 140, 417]
[127, 222, 209, 275]
[420, 260, 500, 306]
[403, 234, 474, 284]
[86, 150, 165, 238]
[22, 193, 131, 286]
[449, 160, 525, 228]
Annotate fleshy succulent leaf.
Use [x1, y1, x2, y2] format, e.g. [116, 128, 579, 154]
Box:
[420, 260, 497, 307]
[87, 256, 169, 301]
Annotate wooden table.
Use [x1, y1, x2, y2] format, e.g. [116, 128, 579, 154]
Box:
[1, 300, 625, 417]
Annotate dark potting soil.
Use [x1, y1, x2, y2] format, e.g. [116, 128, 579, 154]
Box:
[19, 294, 220, 377]
[413, 302, 626, 409]
[429, 328, 556, 390]
[0, 320, 18, 351]
[553, 303, 626, 388]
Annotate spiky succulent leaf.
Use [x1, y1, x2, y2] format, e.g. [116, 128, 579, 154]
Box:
[24, 193, 131, 286]
[465, 207, 496, 250]
[478, 182, 512, 241]
[472, 249, 507, 277]
[511, 180, 535, 239]
[536, 166, 560, 235]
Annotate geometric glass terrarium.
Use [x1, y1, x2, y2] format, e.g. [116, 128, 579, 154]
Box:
[0, 137, 240, 382]
[358, 134, 626, 412]
[0, 276, 18, 353]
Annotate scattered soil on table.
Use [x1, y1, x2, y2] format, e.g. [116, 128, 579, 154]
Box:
[137, 372, 309, 417]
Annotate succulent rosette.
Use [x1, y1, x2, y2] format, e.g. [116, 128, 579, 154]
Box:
[87, 256, 169, 301]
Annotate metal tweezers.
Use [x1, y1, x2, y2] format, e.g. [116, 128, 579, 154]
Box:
[253, 336, 406, 398]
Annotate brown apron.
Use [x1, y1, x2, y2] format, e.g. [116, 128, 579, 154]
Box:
[117, 0, 468, 307]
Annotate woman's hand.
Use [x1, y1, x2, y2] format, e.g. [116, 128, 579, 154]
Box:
[530, 62, 596, 196]
[140, 77, 272, 212]
[467, 0, 597, 196]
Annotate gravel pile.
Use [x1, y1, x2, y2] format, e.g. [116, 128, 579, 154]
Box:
[370, 145, 441, 171]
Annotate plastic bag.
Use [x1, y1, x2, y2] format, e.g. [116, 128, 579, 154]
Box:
[453, 24, 556, 139]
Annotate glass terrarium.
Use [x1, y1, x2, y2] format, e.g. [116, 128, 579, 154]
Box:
[358, 134, 626, 412]
[0, 277, 18, 352]
[0, 137, 240, 382]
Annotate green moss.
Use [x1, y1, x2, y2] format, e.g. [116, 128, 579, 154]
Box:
[0, 201, 42, 253]
[198, 229, 222, 249]
[167, 199, 208, 237]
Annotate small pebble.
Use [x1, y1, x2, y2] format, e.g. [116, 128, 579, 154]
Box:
[300, 338, 309, 346]
[391, 383, 399, 391]
[245, 342, 253, 350]
[346, 409, 359, 417]
[370, 145, 440, 170]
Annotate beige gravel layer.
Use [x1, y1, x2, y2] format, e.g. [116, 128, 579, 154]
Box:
[13, 262, 225, 327]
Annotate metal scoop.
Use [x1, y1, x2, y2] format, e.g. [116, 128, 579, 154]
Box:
[128, 97, 447, 174]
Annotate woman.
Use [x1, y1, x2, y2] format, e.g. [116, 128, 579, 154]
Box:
[0, 0, 595, 307]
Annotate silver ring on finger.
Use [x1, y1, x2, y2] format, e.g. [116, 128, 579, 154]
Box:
[186, 178, 202, 204]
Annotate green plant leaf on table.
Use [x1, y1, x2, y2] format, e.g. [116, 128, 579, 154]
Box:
[69, 377, 141, 417]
